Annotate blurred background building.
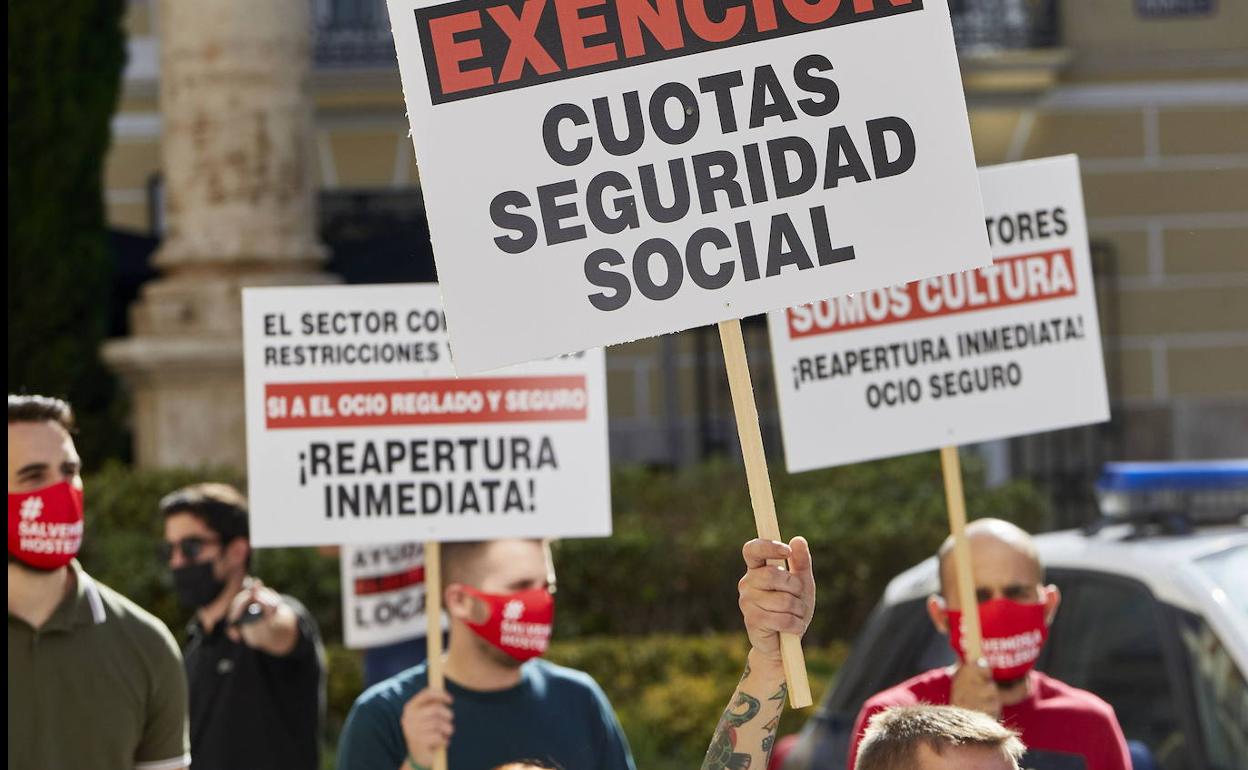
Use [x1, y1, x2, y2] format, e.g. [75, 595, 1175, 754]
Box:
[101, 0, 1247, 524]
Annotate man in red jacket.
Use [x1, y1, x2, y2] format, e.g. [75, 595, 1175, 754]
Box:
[847, 518, 1130, 770]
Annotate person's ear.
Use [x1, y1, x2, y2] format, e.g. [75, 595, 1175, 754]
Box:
[927, 594, 950, 634]
[1042, 584, 1061, 626]
[445, 583, 487, 624]
[224, 537, 250, 574]
[543, 540, 557, 594]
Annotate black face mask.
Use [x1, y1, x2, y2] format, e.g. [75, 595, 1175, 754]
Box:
[172, 561, 226, 609]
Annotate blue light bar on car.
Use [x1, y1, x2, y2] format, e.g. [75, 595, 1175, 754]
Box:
[1096, 460, 1248, 521]
[1098, 461, 1248, 491]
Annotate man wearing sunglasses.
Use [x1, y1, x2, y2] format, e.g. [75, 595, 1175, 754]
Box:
[160, 483, 326, 770]
[9, 394, 190, 770]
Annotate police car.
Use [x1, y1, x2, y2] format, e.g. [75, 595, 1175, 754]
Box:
[780, 461, 1248, 770]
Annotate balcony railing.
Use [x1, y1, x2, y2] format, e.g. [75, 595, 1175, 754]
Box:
[312, 0, 1062, 70]
[312, 0, 395, 69]
[950, 0, 1060, 54]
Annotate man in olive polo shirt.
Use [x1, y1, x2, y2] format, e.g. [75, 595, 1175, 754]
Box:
[8, 394, 190, 770]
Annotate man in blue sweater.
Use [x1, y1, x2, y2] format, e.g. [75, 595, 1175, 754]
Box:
[338, 538, 635, 770]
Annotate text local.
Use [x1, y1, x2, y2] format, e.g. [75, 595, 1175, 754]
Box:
[491, 57, 917, 311]
[425, 0, 918, 98]
[355, 591, 427, 628]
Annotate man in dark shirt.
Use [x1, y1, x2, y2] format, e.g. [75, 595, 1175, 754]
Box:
[338, 538, 635, 770]
[160, 483, 326, 770]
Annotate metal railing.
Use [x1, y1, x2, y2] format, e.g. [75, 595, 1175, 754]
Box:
[949, 0, 1061, 54]
[312, 0, 395, 69]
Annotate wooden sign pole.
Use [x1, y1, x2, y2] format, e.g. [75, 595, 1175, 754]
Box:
[424, 541, 448, 770]
[938, 446, 983, 663]
[718, 319, 813, 709]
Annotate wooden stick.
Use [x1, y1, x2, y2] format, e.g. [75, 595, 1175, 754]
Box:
[424, 541, 448, 770]
[717, 318, 813, 709]
[939, 446, 983, 663]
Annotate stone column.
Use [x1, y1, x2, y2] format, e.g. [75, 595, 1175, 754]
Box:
[104, 0, 334, 469]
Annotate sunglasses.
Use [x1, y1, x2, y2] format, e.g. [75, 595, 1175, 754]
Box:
[158, 536, 221, 563]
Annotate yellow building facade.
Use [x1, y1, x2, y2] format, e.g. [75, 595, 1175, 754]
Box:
[103, 1, 1247, 507]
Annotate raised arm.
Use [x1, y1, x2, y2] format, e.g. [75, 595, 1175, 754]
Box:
[702, 537, 815, 770]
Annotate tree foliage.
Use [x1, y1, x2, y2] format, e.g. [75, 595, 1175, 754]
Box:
[8, 0, 129, 462]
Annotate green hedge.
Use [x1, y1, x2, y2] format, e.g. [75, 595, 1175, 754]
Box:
[553, 454, 1048, 643]
[77, 455, 1048, 762]
[548, 633, 847, 770]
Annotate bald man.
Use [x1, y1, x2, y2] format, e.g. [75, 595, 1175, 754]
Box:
[848, 519, 1130, 770]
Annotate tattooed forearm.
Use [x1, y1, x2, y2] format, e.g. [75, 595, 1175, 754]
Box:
[701, 663, 789, 770]
[760, 682, 788, 759]
[703, 690, 762, 770]
[761, 716, 779, 753]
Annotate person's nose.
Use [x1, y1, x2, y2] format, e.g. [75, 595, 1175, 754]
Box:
[168, 548, 186, 570]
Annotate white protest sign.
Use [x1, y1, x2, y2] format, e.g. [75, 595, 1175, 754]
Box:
[341, 542, 448, 648]
[387, 0, 990, 373]
[768, 155, 1110, 471]
[242, 284, 612, 547]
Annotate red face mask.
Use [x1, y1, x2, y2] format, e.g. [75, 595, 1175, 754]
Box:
[946, 593, 1050, 682]
[8, 480, 85, 571]
[461, 586, 554, 662]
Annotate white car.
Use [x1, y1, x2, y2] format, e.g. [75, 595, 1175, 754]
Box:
[781, 462, 1248, 770]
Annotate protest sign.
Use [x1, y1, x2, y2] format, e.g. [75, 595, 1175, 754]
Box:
[386, 0, 991, 374]
[387, 0, 994, 713]
[241, 283, 612, 548]
[769, 154, 1107, 663]
[768, 155, 1109, 472]
[342, 542, 447, 649]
